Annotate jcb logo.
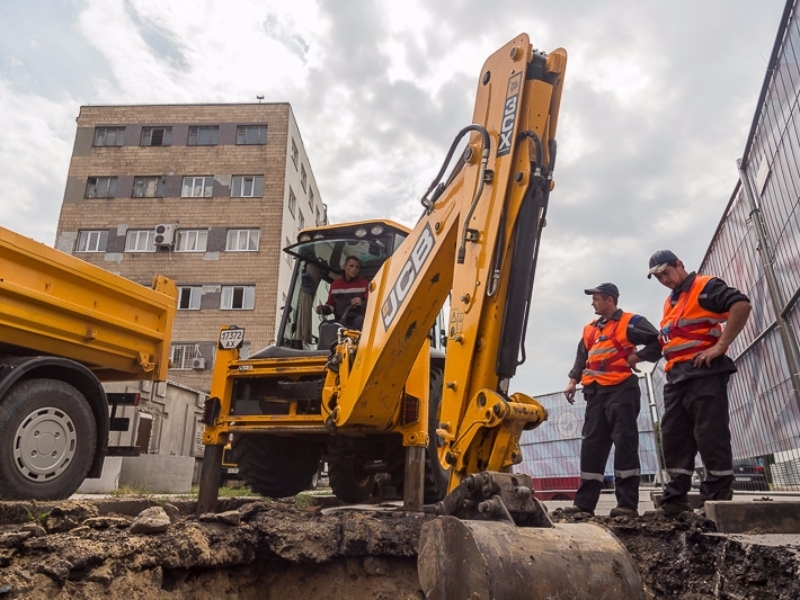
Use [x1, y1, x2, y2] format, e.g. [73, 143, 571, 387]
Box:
[381, 224, 435, 330]
[497, 72, 523, 157]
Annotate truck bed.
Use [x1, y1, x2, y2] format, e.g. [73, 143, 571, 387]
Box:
[0, 226, 177, 381]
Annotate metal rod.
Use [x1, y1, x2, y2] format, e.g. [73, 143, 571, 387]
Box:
[644, 369, 666, 493]
[403, 446, 426, 512]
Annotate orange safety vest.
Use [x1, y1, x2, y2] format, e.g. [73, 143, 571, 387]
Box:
[581, 312, 636, 386]
[659, 275, 728, 371]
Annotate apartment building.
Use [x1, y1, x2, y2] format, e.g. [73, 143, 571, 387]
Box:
[55, 103, 327, 391]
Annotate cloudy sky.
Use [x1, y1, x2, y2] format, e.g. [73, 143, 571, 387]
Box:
[0, 0, 786, 395]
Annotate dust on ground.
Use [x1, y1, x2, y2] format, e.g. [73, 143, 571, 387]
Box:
[0, 496, 798, 599]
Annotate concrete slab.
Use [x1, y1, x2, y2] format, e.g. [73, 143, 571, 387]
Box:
[119, 455, 195, 493]
[76, 457, 122, 494]
[706, 500, 800, 534]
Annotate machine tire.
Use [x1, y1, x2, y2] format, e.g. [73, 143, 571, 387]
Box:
[0, 379, 97, 501]
[232, 434, 322, 498]
[424, 368, 450, 502]
[329, 458, 374, 504]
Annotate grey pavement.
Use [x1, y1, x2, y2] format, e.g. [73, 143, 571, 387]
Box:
[543, 486, 800, 516]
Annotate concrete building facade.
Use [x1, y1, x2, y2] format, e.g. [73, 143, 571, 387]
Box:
[56, 103, 327, 392]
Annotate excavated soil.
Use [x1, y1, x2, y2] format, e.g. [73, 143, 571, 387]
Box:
[0, 496, 799, 599]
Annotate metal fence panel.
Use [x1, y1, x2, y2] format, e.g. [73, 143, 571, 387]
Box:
[516, 378, 661, 500]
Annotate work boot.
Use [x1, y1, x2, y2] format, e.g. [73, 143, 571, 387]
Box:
[609, 506, 639, 518]
[561, 505, 594, 516]
[657, 500, 693, 517]
[716, 488, 734, 501]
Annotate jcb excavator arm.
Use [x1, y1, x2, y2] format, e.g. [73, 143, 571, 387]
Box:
[323, 34, 561, 497]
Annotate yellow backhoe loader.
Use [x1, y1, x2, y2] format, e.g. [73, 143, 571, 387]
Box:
[198, 33, 643, 598]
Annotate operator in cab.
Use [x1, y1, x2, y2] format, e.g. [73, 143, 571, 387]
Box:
[316, 255, 369, 329]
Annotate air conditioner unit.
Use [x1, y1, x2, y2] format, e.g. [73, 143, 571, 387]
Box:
[154, 223, 176, 247]
[192, 357, 206, 370]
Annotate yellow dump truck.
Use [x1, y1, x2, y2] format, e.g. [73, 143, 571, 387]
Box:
[0, 225, 177, 500]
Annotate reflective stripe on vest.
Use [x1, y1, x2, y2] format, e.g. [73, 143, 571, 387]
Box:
[581, 312, 636, 386]
[660, 275, 728, 371]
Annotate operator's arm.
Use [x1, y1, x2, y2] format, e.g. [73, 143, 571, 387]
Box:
[564, 339, 587, 404]
[315, 285, 336, 315]
[626, 315, 662, 369]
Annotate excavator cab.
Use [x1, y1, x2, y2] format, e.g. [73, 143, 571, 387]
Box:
[277, 221, 409, 351]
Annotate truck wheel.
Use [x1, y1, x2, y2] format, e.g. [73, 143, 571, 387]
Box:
[232, 434, 321, 498]
[329, 458, 374, 504]
[424, 368, 450, 502]
[0, 379, 97, 501]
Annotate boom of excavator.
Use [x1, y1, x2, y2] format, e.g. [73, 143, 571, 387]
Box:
[198, 33, 643, 599]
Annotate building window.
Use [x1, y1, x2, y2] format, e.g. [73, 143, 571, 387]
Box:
[285, 238, 292, 264]
[315, 207, 320, 226]
[76, 230, 108, 252]
[182, 176, 214, 197]
[178, 286, 202, 310]
[288, 188, 296, 215]
[309, 188, 315, 207]
[85, 176, 117, 198]
[170, 343, 199, 370]
[226, 229, 260, 251]
[298, 211, 305, 230]
[188, 125, 219, 146]
[175, 230, 208, 252]
[141, 127, 172, 146]
[300, 164, 307, 191]
[220, 285, 255, 310]
[124, 229, 156, 252]
[231, 175, 264, 198]
[236, 125, 267, 145]
[94, 127, 125, 147]
[291, 139, 298, 167]
[133, 176, 165, 198]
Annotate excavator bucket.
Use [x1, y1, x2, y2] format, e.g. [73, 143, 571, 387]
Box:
[418, 472, 643, 599]
[418, 517, 643, 600]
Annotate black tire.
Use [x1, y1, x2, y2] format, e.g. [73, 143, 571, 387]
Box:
[424, 368, 450, 502]
[329, 458, 374, 504]
[0, 379, 97, 501]
[232, 434, 321, 498]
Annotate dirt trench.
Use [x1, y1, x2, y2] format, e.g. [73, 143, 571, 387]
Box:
[0, 497, 799, 599]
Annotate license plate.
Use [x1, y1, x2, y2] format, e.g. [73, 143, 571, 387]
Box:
[735, 475, 752, 481]
[219, 327, 245, 349]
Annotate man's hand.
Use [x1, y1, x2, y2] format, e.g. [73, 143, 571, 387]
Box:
[693, 343, 726, 368]
[564, 379, 578, 404]
[626, 353, 642, 373]
[350, 297, 363, 307]
[315, 304, 329, 315]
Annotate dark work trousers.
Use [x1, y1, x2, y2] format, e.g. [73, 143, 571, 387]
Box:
[574, 386, 641, 512]
[659, 373, 734, 505]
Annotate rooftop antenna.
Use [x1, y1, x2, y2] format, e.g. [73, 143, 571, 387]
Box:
[256, 95, 264, 103]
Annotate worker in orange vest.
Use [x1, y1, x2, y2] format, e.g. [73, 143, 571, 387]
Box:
[563, 282, 661, 517]
[648, 250, 751, 516]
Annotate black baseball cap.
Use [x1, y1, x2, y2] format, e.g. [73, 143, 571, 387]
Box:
[584, 282, 619, 299]
[647, 249, 679, 278]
